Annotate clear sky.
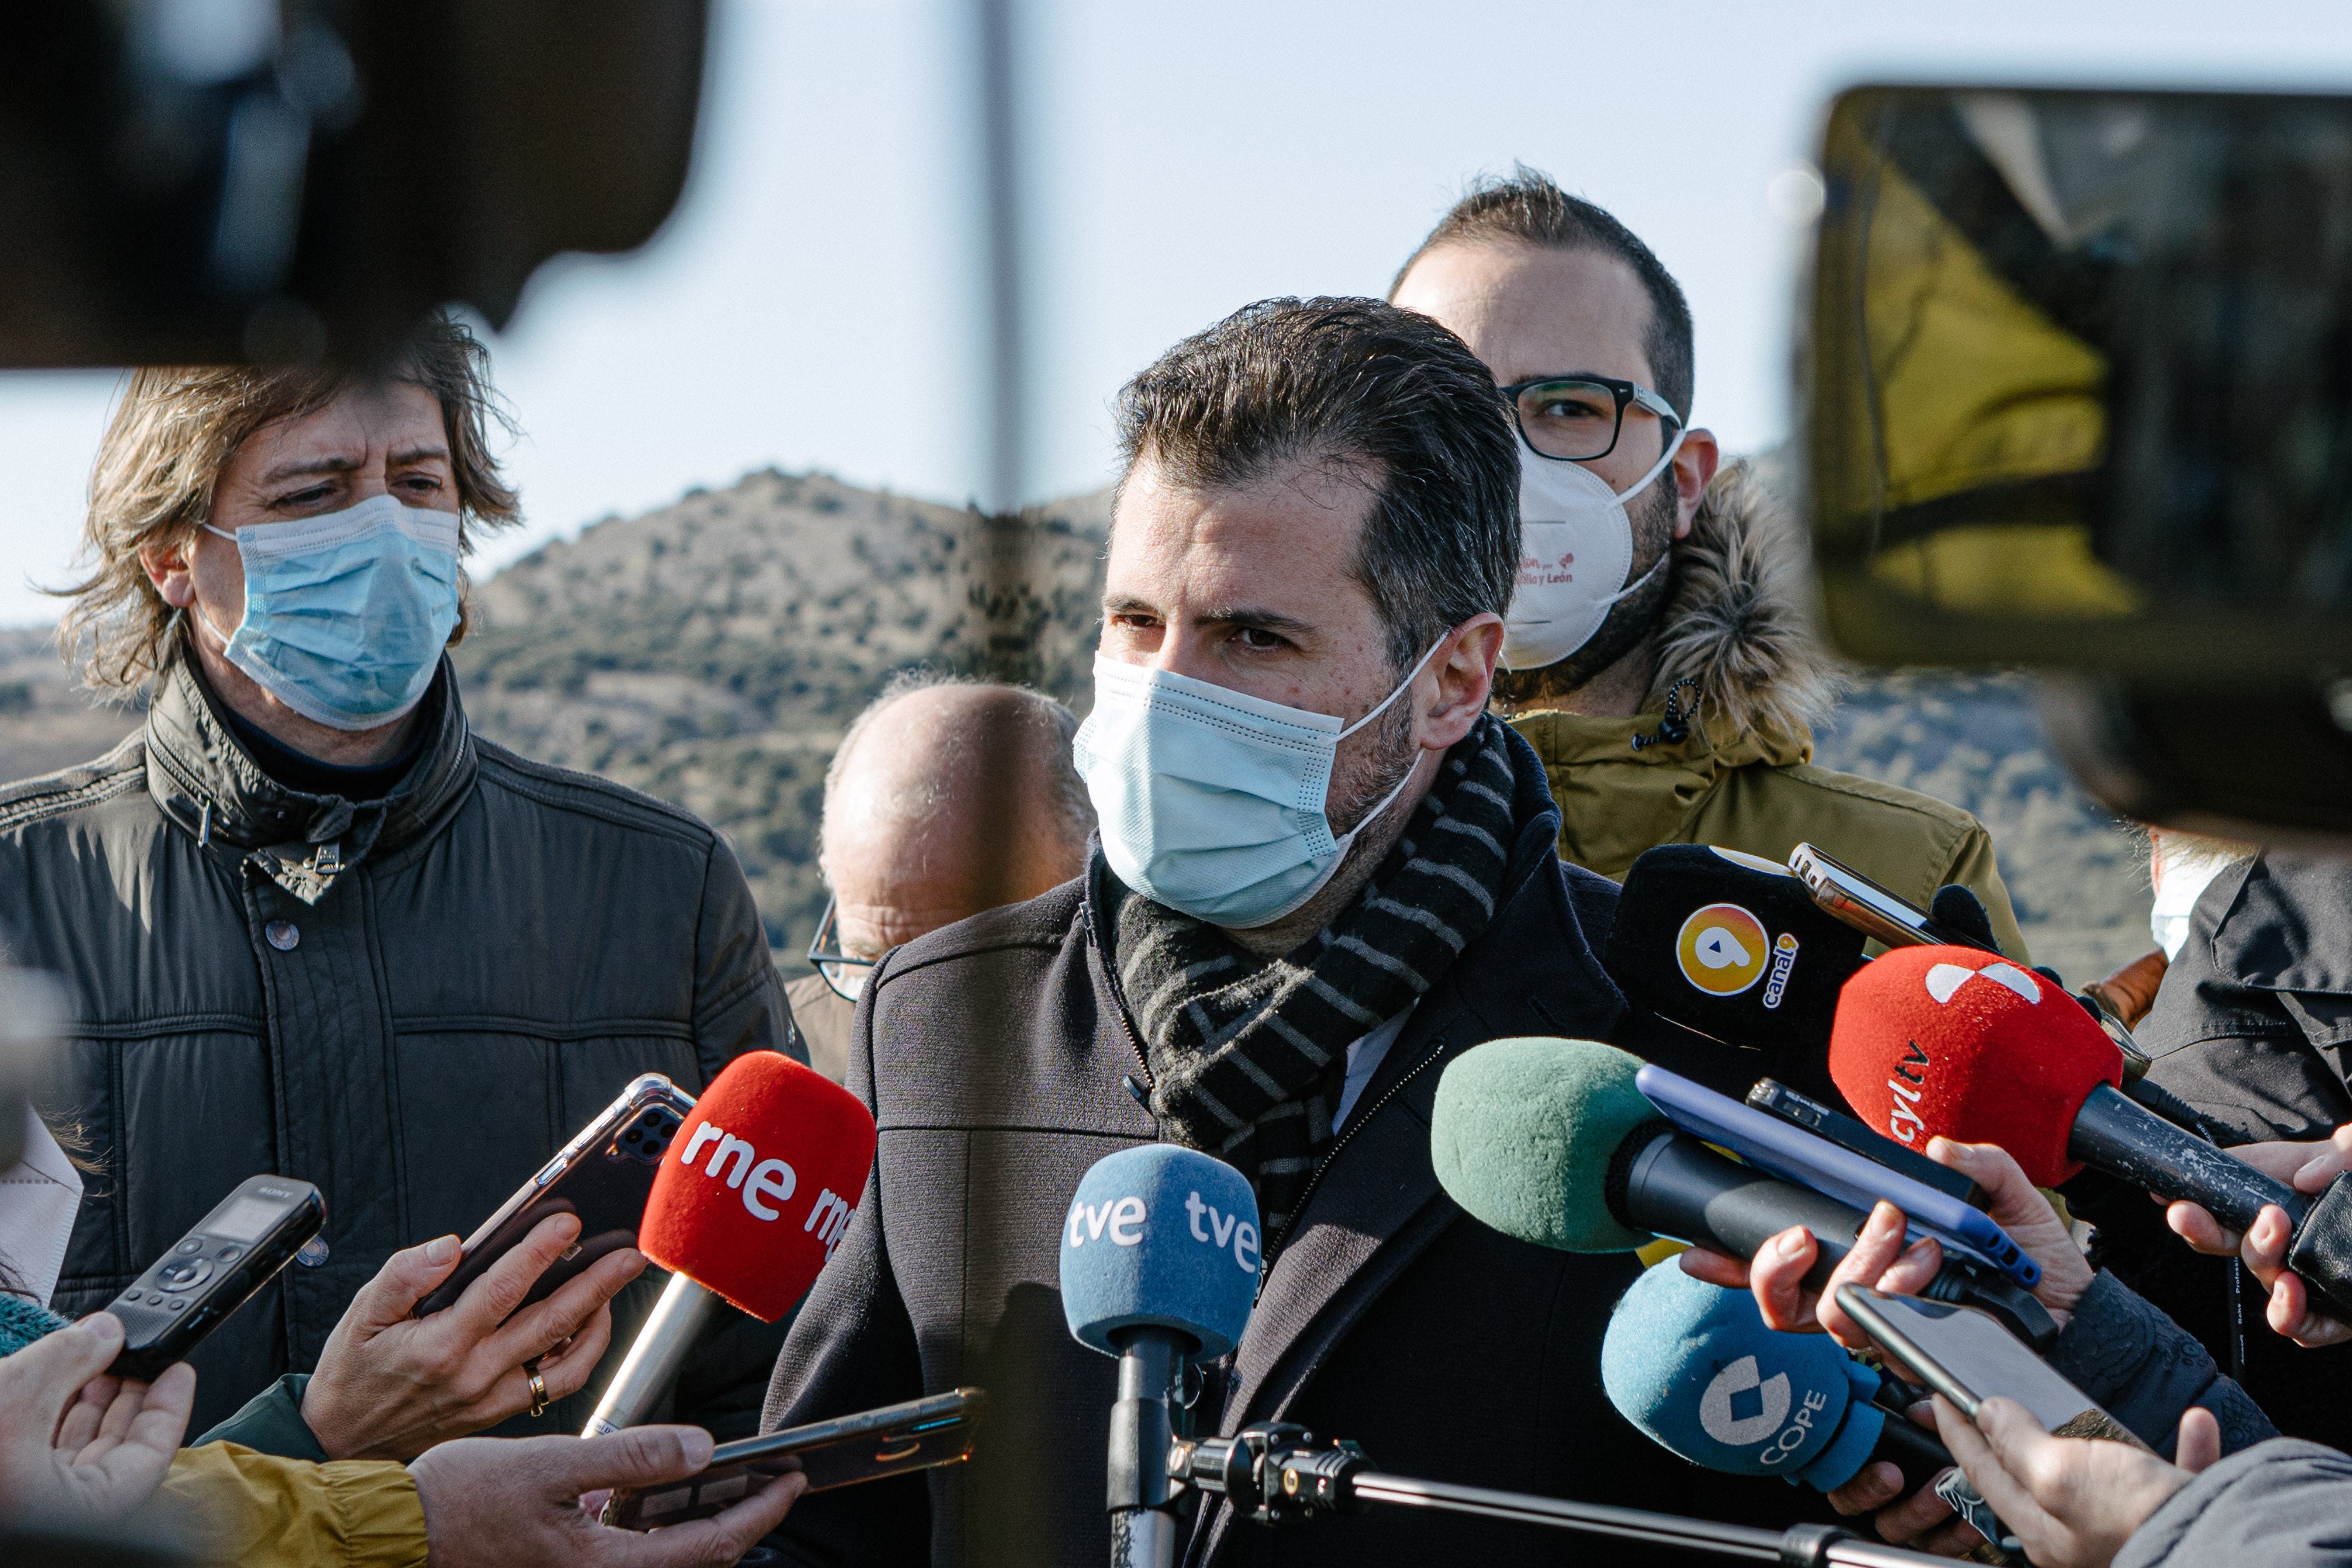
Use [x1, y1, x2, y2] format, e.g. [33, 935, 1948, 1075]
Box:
[4, 0, 2351, 627]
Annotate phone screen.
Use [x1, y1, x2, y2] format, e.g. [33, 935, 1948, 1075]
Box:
[1837, 1286, 2133, 1443]
[602, 1389, 986, 1530]
[415, 1082, 690, 1320]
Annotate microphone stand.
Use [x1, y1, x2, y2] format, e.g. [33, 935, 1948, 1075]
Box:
[1106, 1329, 1184, 1568]
[1171, 1424, 1950, 1568]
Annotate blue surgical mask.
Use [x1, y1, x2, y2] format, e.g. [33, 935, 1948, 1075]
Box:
[202, 494, 461, 731]
[1073, 641, 1441, 929]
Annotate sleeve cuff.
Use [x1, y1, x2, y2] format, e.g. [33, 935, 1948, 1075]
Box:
[191, 1372, 330, 1462]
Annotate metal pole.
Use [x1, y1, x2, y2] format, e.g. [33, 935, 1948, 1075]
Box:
[1349, 1472, 1950, 1568]
[974, 0, 1024, 516]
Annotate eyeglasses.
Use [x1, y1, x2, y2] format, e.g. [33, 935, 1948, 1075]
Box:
[805, 895, 876, 1003]
[1498, 375, 1683, 463]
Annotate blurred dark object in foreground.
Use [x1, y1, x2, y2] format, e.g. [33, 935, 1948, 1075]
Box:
[0, 0, 707, 368]
[1807, 84, 2352, 842]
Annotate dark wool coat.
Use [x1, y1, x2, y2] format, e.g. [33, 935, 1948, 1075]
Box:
[761, 725, 1832, 1568]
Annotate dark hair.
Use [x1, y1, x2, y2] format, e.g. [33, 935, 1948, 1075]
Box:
[1391, 165, 1694, 422]
[1113, 296, 1519, 677]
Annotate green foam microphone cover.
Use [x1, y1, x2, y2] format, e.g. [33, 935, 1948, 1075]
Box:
[1431, 1037, 1658, 1253]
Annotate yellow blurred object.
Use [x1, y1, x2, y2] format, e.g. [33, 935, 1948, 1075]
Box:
[1870, 522, 2144, 618]
[1636, 1237, 1692, 1268]
[1827, 127, 2108, 522]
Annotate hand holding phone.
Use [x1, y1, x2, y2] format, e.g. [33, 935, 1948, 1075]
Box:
[416, 1075, 693, 1321]
[1928, 1391, 2215, 1568]
[302, 1210, 647, 1461]
[601, 1389, 987, 1530]
[1834, 1286, 2145, 1449]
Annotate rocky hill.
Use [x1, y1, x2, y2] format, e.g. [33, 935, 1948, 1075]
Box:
[0, 467, 2154, 982]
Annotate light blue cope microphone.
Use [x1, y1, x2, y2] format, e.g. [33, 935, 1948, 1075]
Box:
[1601, 1263, 1953, 1496]
[1060, 1144, 1260, 1568]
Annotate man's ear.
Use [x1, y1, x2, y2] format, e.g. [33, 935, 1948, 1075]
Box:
[1669, 428, 1721, 542]
[137, 533, 198, 609]
[1418, 614, 1505, 750]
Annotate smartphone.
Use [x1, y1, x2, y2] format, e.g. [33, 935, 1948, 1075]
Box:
[1835, 1286, 2147, 1449]
[1787, 843, 1996, 952]
[415, 1073, 694, 1320]
[1637, 1064, 2041, 1288]
[1746, 1078, 1988, 1208]
[105, 1175, 326, 1380]
[601, 1387, 988, 1529]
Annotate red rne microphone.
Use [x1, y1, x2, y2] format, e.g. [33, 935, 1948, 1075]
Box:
[1827, 945, 2120, 1186]
[585, 1052, 876, 1435]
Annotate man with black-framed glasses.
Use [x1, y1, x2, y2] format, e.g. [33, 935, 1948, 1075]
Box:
[782, 672, 1092, 1081]
[1390, 169, 2027, 967]
[1390, 169, 2030, 1556]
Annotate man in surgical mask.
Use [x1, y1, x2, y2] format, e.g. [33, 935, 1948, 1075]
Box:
[1390, 168, 2028, 961]
[0, 313, 801, 1453]
[761, 296, 1735, 1568]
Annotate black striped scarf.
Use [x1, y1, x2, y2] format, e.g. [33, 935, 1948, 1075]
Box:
[1108, 714, 1522, 1239]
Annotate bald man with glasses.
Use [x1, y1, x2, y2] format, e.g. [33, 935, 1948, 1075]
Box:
[787, 673, 1095, 1081]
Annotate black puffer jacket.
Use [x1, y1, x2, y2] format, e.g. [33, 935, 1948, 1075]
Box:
[0, 654, 799, 1437]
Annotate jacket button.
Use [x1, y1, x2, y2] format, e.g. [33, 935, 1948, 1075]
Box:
[265, 921, 300, 952]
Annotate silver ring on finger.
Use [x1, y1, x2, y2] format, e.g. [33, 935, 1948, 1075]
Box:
[526, 1360, 550, 1418]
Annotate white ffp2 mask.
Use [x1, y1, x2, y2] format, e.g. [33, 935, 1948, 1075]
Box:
[1500, 430, 1686, 672]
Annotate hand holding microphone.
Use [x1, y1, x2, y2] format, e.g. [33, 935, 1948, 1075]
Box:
[1683, 1137, 2092, 1347]
[1428, 1037, 2057, 1347]
[587, 1051, 877, 1438]
[2166, 1124, 2352, 1347]
[1830, 944, 2352, 1329]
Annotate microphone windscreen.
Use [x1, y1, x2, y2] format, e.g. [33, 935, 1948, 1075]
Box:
[1602, 1262, 1885, 1491]
[1604, 845, 1868, 1056]
[643, 1052, 878, 1321]
[1828, 945, 2122, 1186]
[1059, 1144, 1259, 1360]
[1430, 1037, 1656, 1253]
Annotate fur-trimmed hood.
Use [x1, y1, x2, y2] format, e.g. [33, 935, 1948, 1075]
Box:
[1641, 455, 1843, 748]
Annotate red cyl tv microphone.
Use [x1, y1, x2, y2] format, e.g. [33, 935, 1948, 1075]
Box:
[584, 1051, 877, 1435]
[1825, 945, 2352, 1320]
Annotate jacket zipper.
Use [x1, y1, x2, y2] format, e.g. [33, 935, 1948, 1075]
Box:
[1253, 1035, 1447, 1302]
[1086, 897, 1159, 1100]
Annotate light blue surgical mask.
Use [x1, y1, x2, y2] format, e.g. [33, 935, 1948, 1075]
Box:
[1073, 641, 1442, 929]
[202, 494, 461, 731]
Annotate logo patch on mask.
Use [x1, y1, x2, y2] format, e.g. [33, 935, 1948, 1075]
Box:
[1676, 904, 1770, 997]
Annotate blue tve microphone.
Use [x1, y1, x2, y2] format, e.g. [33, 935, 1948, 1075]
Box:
[1061, 1145, 1260, 1568]
[1600, 1262, 1952, 1496]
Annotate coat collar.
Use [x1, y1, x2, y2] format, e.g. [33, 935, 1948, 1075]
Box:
[2208, 852, 2352, 995]
[1177, 747, 1628, 1563]
[1090, 724, 1623, 1421]
[144, 652, 477, 903]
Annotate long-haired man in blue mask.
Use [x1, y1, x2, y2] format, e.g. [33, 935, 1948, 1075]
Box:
[0, 315, 801, 1455]
[759, 297, 1732, 1568]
